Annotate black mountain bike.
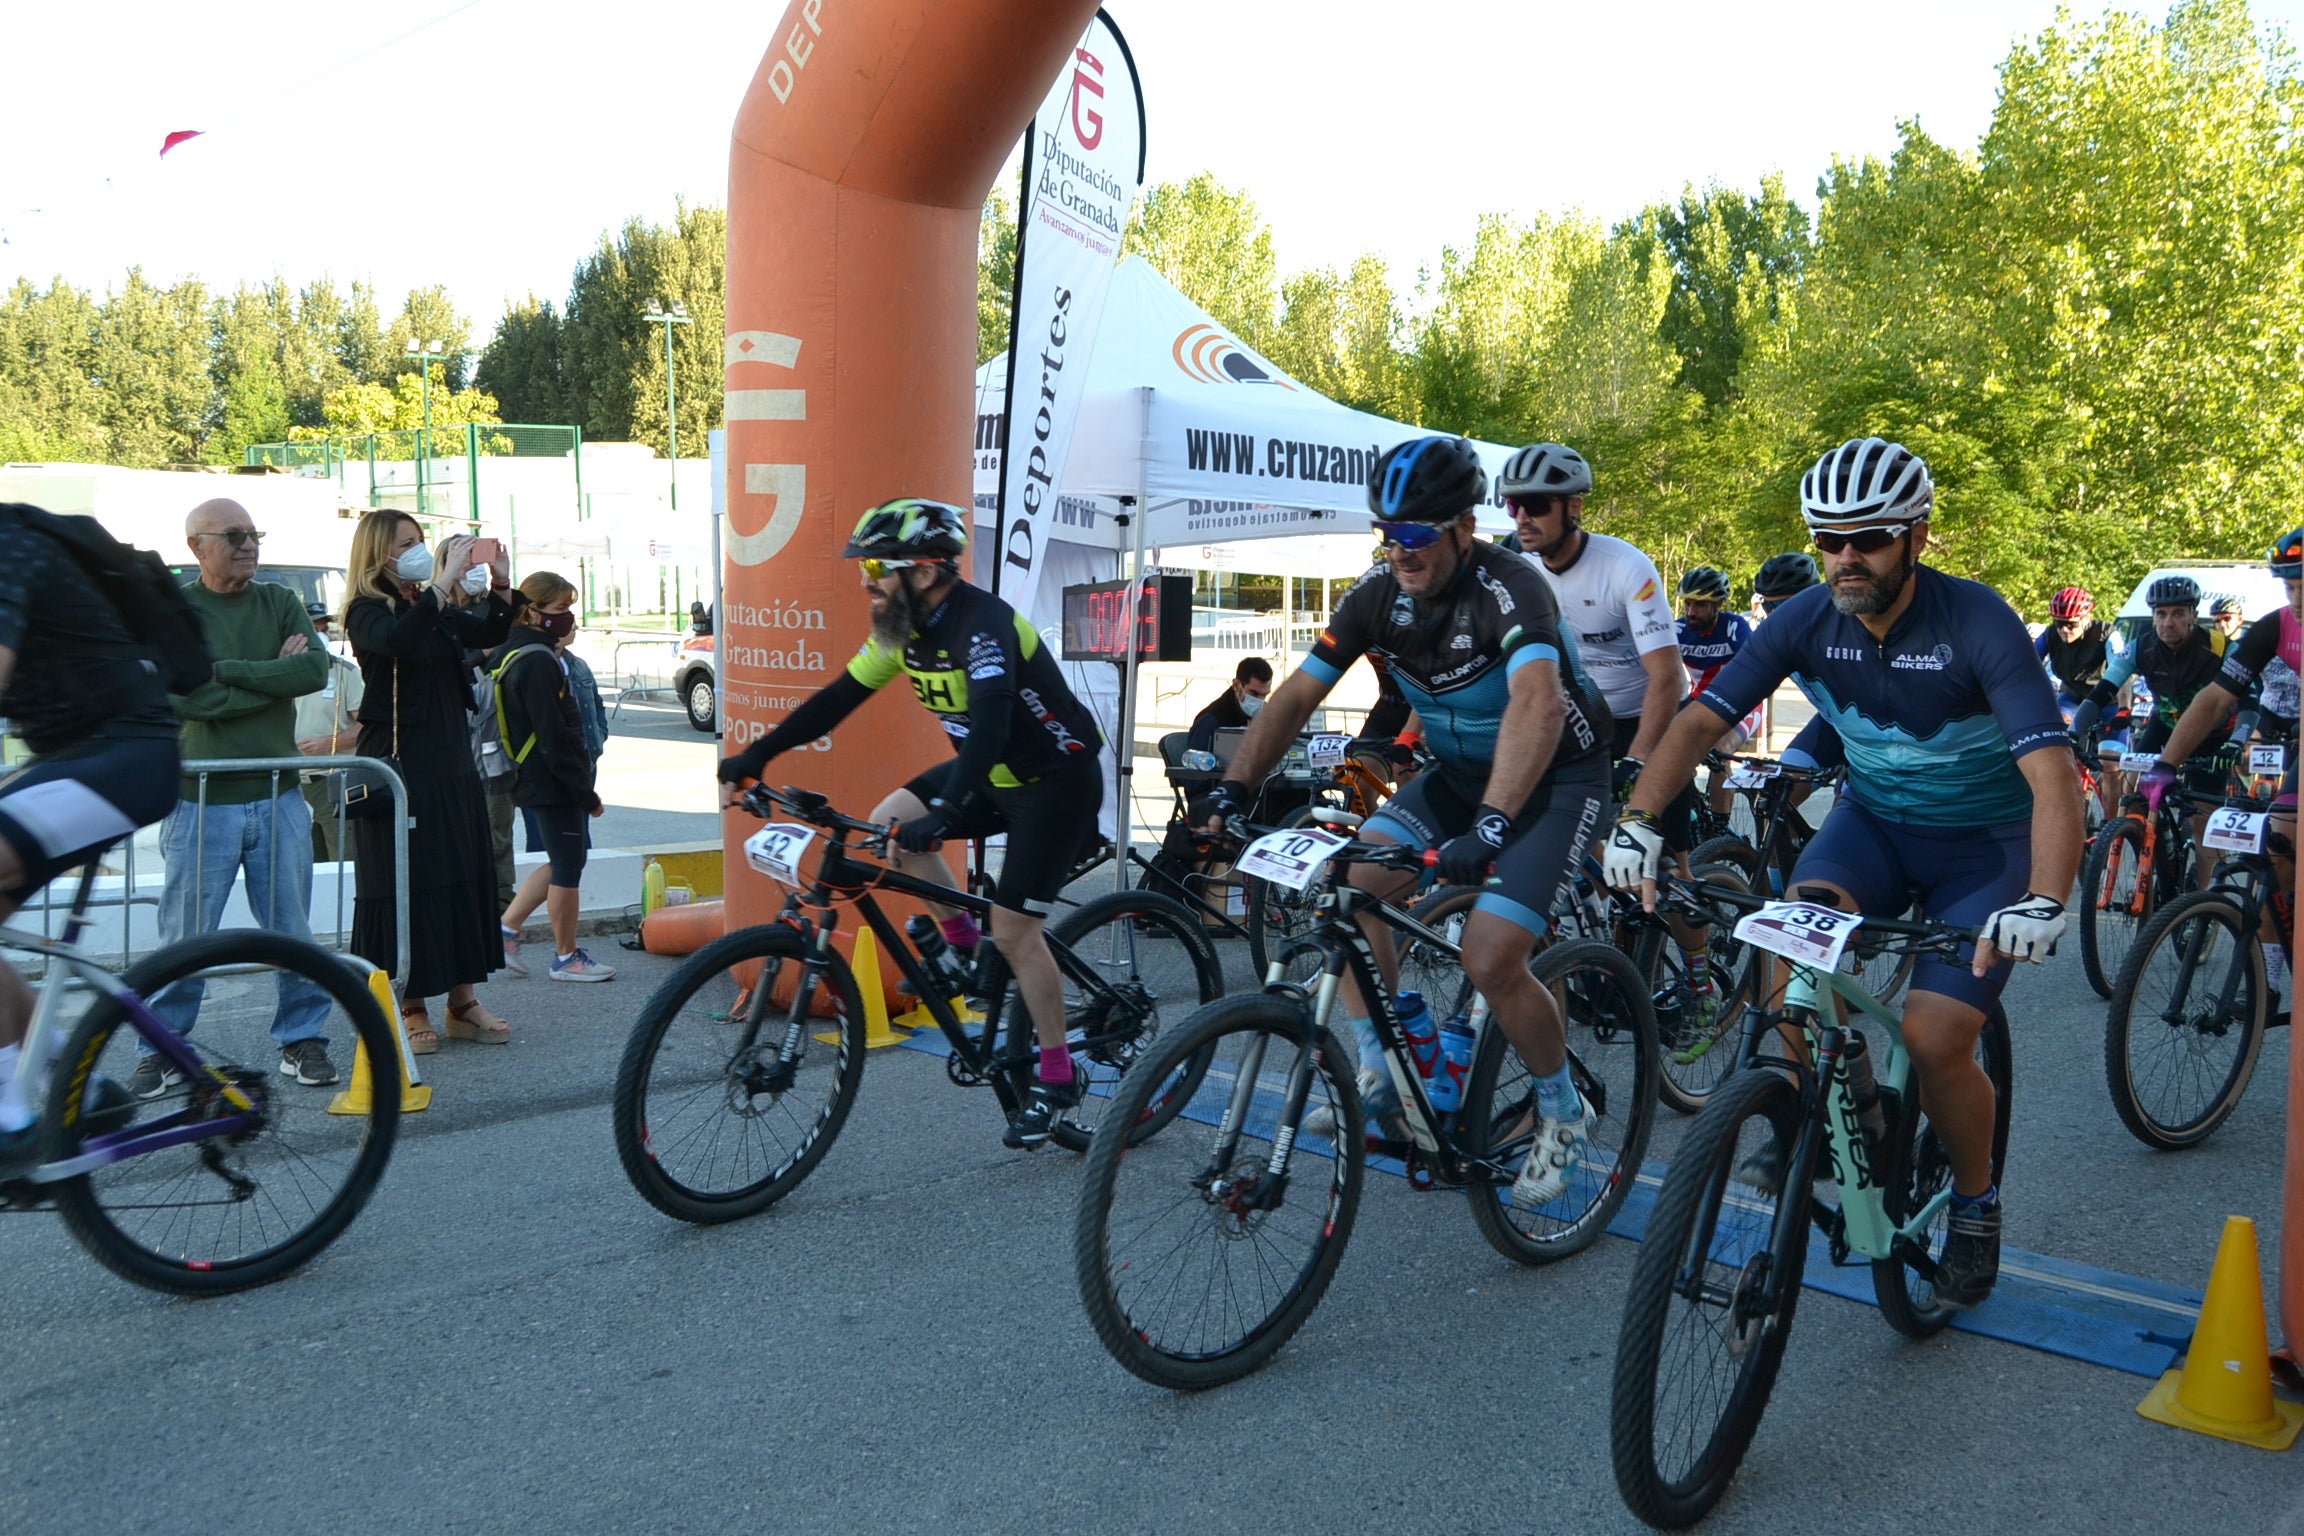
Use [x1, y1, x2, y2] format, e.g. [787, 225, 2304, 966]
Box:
[612, 784, 1223, 1223]
[2077, 753, 2223, 998]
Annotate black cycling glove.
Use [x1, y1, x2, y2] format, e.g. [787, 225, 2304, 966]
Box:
[1189, 780, 1253, 830]
[895, 798, 955, 854]
[718, 741, 773, 784]
[1434, 805, 1512, 887]
[1610, 756, 1643, 801]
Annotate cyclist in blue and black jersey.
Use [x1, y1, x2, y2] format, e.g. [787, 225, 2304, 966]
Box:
[717, 498, 1107, 1150]
[1193, 436, 1616, 1209]
[1604, 438, 2084, 1309]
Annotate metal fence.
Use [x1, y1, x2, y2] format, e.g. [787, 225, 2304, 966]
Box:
[245, 423, 585, 529]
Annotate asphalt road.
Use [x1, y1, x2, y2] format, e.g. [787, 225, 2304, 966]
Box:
[3, 892, 2300, 1534]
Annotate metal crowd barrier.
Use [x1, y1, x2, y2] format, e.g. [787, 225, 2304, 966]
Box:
[608, 635, 685, 718]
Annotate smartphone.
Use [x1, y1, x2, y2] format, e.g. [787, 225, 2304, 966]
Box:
[468, 537, 504, 568]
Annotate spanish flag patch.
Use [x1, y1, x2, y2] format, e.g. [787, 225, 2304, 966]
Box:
[1634, 577, 1658, 602]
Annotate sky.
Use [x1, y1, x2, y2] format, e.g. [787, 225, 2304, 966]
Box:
[5, 0, 2302, 339]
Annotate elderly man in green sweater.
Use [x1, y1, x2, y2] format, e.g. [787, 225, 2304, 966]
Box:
[132, 497, 337, 1098]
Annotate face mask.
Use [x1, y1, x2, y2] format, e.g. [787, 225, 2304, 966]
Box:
[394, 546, 435, 583]
[461, 565, 492, 596]
[534, 609, 576, 640]
[1239, 693, 1265, 718]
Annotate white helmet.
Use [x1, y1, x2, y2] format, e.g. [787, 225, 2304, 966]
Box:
[1799, 437, 1932, 529]
[1498, 442, 1592, 499]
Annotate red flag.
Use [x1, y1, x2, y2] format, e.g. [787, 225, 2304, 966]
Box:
[159, 130, 204, 158]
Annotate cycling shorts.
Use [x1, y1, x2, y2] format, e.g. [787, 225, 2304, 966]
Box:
[2131, 720, 2227, 798]
[1790, 797, 2031, 1013]
[1365, 762, 1611, 938]
[903, 759, 1102, 917]
[0, 734, 180, 901]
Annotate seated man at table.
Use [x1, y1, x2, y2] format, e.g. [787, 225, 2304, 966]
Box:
[1187, 656, 1272, 753]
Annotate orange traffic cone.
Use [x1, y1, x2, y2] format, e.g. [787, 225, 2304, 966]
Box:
[327, 968, 434, 1116]
[2138, 1215, 2304, 1449]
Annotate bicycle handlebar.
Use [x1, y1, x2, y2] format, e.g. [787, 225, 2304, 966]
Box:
[1658, 875, 1980, 956]
[738, 782, 898, 853]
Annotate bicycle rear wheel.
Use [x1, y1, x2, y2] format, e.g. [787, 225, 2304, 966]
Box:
[1074, 993, 1362, 1389]
[1026, 889, 1224, 1153]
[2080, 816, 2151, 999]
[1465, 938, 1660, 1265]
[1635, 861, 1756, 1116]
[43, 930, 400, 1295]
[1612, 1066, 1810, 1529]
[1871, 1004, 2013, 1337]
[612, 921, 866, 1223]
[2104, 889, 2268, 1150]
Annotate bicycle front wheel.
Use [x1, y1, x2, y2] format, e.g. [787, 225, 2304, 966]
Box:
[1465, 938, 1660, 1265]
[2080, 816, 2151, 998]
[43, 930, 400, 1295]
[2104, 889, 2268, 1150]
[1871, 1004, 2013, 1337]
[1611, 1066, 1810, 1530]
[1634, 861, 1756, 1116]
[612, 921, 866, 1223]
[1074, 994, 1362, 1389]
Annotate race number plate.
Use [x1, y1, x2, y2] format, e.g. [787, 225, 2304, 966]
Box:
[2119, 752, 2159, 775]
[1732, 901, 1863, 971]
[2201, 808, 2271, 854]
[743, 823, 817, 886]
[1306, 733, 1352, 770]
[1235, 827, 1350, 891]
[1725, 760, 1782, 790]
[2250, 743, 2286, 776]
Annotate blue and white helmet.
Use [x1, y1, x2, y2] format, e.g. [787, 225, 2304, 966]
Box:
[1800, 437, 1933, 530]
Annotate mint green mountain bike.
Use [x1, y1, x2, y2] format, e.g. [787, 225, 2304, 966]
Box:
[1610, 879, 2011, 1529]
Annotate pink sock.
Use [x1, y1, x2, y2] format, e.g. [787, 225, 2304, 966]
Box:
[1038, 1045, 1074, 1083]
[940, 914, 982, 950]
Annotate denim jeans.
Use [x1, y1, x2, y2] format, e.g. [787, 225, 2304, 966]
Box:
[145, 790, 329, 1052]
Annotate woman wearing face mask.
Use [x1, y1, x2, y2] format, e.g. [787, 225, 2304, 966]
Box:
[490, 572, 613, 983]
[441, 541, 522, 919]
[340, 512, 525, 1051]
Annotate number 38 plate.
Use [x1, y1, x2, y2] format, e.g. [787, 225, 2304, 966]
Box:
[1235, 827, 1349, 890]
[1732, 901, 1863, 970]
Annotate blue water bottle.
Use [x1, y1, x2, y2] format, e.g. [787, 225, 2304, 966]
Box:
[1396, 991, 1439, 1079]
[1428, 1013, 1475, 1114]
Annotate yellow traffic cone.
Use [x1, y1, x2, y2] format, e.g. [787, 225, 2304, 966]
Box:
[2138, 1215, 2304, 1449]
[327, 968, 434, 1116]
[816, 924, 907, 1049]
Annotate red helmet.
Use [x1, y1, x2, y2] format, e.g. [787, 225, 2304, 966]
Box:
[2050, 585, 2093, 621]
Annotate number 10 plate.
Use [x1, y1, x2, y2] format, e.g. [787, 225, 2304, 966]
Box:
[1235, 827, 1349, 890]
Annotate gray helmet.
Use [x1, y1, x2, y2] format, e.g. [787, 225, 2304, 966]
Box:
[2146, 573, 2201, 609]
[1800, 437, 1933, 528]
[1498, 442, 1592, 499]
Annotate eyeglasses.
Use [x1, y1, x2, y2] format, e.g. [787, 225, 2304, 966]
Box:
[859, 558, 919, 580]
[1372, 520, 1447, 551]
[1505, 495, 1566, 520]
[197, 528, 265, 548]
[1811, 524, 1910, 557]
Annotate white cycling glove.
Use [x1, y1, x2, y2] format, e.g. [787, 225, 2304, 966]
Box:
[1980, 893, 2065, 963]
[1601, 813, 1665, 892]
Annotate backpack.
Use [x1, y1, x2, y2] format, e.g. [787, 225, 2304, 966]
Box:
[489, 641, 563, 769]
[2, 503, 215, 696]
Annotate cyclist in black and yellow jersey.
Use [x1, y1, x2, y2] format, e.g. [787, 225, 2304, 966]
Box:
[718, 498, 1107, 1148]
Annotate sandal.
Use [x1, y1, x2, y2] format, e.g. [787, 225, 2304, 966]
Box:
[401, 1007, 439, 1056]
[445, 1000, 511, 1045]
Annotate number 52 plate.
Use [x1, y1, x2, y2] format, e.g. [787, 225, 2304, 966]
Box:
[2201, 808, 2270, 854]
[1235, 827, 1349, 890]
[1732, 900, 1863, 970]
[744, 823, 817, 886]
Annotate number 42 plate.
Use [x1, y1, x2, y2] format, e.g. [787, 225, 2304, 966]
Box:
[1732, 901, 1863, 970]
[1235, 826, 1349, 890]
[743, 823, 817, 886]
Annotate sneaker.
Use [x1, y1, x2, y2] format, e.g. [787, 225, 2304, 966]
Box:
[548, 948, 616, 983]
[1303, 1067, 1401, 1140]
[1003, 1075, 1085, 1150]
[500, 926, 529, 978]
[1935, 1201, 2002, 1308]
[279, 1039, 338, 1087]
[1510, 1105, 1594, 1208]
[128, 1055, 186, 1100]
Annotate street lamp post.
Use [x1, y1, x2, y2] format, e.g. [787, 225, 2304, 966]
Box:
[404, 338, 444, 520]
[644, 299, 692, 626]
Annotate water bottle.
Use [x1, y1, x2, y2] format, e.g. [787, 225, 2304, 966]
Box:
[1840, 1031, 1888, 1154]
[904, 914, 971, 998]
[1182, 748, 1220, 772]
[1429, 1013, 1475, 1114]
[1396, 991, 1439, 1079]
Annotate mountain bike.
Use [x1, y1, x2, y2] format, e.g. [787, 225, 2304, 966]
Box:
[2077, 750, 2223, 997]
[1074, 821, 1659, 1390]
[1611, 879, 2009, 1529]
[2104, 791, 2292, 1149]
[612, 783, 1223, 1224]
[0, 863, 401, 1294]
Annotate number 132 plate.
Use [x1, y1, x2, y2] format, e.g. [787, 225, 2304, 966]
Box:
[1732, 900, 1863, 970]
[1235, 827, 1349, 890]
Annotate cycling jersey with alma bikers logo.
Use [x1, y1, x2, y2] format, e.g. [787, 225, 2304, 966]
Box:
[1302, 541, 1611, 783]
[1696, 567, 2066, 827]
[845, 581, 1101, 788]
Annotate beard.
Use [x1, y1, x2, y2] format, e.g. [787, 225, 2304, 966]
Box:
[1829, 549, 1913, 616]
[870, 579, 922, 649]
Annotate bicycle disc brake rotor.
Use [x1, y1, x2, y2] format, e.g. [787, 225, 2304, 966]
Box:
[727, 1048, 797, 1113]
[1201, 1158, 1279, 1237]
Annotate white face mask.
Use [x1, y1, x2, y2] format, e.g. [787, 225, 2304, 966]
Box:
[1239, 693, 1265, 718]
[395, 545, 435, 583]
[461, 564, 492, 595]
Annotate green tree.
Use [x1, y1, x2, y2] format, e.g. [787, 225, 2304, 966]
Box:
[474, 296, 567, 425]
[1623, 174, 1811, 410]
[1268, 254, 1419, 419]
[977, 187, 1018, 364]
[538, 200, 727, 452]
[385, 286, 475, 390]
[1124, 173, 1278, 346]
[91, 270, 210, 466]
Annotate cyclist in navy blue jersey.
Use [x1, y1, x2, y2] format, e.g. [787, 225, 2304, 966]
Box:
[1603, 438, 2084, 1309]
[1194, 436, 1616, 1210]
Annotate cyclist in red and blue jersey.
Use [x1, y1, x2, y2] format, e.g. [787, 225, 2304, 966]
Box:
[1603, 438, 2084, 1309]
[1194, 436, 1616, 1210]
[1676, 565, 1759, 819]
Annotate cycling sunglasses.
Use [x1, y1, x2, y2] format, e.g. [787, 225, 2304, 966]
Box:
[1811, 524, 1911, 557]
[858, 557, 919, 579]
[1372, 520, 1448, 551]
[198, 527, 266, 549]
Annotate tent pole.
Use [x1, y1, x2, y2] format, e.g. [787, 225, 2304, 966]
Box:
[1116, 496, 1146, 894]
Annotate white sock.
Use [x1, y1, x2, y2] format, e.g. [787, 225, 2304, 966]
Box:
[0, 1042, 31, 1132]
[557, 952, 576, 963]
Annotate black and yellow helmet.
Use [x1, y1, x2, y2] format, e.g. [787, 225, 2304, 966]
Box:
[841, 497, 969, 562]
